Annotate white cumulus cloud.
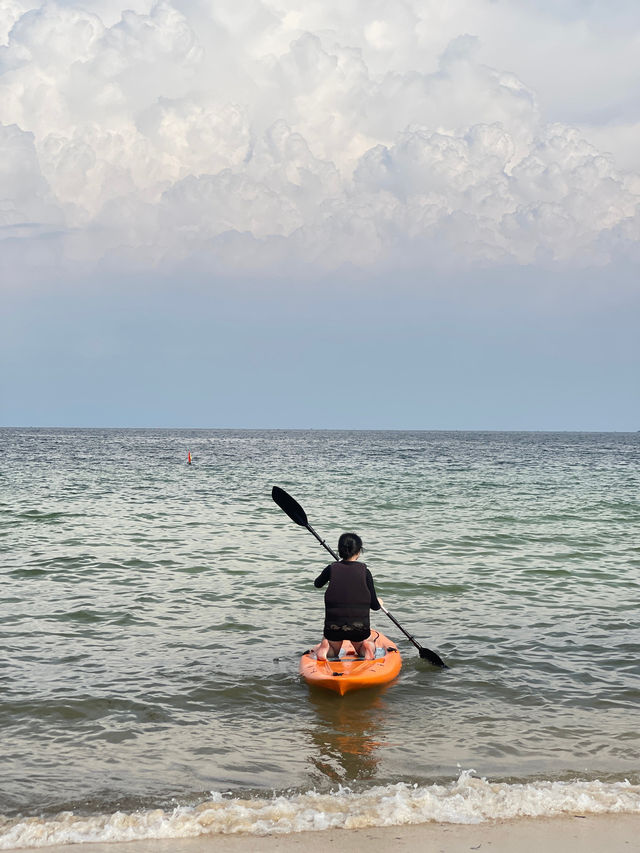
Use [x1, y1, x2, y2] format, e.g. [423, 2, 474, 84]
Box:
[1, 0, 639, 279]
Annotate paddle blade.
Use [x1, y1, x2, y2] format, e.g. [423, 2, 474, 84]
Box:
[419, 647, 448, 668]
[272, 486, 309, 527]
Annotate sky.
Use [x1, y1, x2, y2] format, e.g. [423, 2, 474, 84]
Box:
[1, 0, 639, 429]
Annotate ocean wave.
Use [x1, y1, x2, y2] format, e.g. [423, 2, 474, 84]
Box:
[1, 773, 639, 850]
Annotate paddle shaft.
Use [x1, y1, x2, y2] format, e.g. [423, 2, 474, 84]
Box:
[272, 486, 447, 667]
[379, 604, 424, 652]
[306, 523, 339, 562]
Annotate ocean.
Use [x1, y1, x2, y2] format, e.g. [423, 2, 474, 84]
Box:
[1, 428, 638, 848]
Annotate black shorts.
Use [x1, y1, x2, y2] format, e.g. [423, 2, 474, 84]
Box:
[324, 622, 371, 643]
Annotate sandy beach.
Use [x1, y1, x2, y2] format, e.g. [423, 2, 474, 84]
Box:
[6, 814, 639, 853]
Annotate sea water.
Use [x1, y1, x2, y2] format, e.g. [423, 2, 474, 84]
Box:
[0, 429, 638, 848]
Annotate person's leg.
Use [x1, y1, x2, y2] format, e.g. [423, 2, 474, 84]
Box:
[353, 639, 376, 659]
[312, 637, 330, 661]
[327, 640, 343, 659]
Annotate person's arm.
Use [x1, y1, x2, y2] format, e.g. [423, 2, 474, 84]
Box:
[366, 569, 381, 610]
[314, 565, 331, 588]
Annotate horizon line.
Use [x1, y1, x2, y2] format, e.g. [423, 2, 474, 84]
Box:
[1, 425, 638, 434]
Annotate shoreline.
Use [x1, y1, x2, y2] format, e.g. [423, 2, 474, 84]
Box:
[4, 814, 640, 853]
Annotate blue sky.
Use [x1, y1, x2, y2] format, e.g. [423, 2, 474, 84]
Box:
[3, 263, 637, 429]
[1, 1, 639, 429]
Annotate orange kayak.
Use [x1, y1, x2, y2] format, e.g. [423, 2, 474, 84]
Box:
[299, 631, 402, 695]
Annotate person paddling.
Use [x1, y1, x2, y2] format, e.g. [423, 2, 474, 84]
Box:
[311, 532, 382, 661]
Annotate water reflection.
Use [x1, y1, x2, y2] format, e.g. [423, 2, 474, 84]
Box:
[305, 687, 390, 783]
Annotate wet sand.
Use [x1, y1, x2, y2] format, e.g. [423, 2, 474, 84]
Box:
[7, 813, 639, 853]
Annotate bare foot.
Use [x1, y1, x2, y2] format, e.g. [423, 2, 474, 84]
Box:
[328, 640, 343, 659]
[354, 639, 376, 660]
[313, 638, 330, 661]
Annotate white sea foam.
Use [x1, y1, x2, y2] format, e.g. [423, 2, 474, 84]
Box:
[1, 773, 639, 849]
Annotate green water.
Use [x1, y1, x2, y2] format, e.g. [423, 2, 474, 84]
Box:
[1, 429, 638, 821]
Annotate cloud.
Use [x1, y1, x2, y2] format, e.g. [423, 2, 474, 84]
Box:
[1, 0, 639, 281]
[0, 122, 62, 225]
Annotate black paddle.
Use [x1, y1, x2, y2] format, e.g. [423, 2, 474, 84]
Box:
[271, 486, 447, 668]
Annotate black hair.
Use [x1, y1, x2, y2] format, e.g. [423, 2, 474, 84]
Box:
[338, 532, 363, 559]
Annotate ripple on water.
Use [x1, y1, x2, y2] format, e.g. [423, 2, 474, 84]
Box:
[0, 428, 639, 818]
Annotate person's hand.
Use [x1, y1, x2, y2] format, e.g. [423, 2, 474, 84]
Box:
[378, 596, 384, 608]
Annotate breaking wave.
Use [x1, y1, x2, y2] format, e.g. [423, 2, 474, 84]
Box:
[2, 772, 639, 849]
